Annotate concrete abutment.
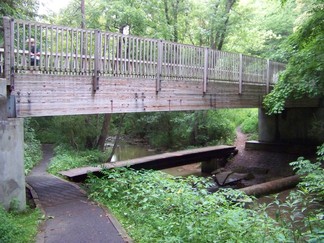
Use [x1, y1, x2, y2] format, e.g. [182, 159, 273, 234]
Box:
[258, 105, 324, 146]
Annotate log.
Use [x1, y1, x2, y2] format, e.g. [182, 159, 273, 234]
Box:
[240, 175, 300, 197]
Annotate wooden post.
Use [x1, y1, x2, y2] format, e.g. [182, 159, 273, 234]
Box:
[156, 40, 163, 93]
[3, 17, 13, 87]
[266, 59, 270, 94]
[239, 53, 243, 94]
[93, 30, 100, 92]
[203, 48, 208, 94]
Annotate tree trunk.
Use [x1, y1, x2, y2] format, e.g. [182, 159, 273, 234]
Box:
[106, 114, 126, 162]
[97, 114, 112, 151]
[81, 0, 85, 29]
[240, 175, 300, 197]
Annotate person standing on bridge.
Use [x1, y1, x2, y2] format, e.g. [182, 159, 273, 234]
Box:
[26, 38, 40, 66]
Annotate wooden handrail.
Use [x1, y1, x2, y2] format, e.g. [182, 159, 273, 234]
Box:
[1, 17, 286, 91]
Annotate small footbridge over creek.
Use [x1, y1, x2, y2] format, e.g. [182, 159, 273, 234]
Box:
[0, 17, 322, 210]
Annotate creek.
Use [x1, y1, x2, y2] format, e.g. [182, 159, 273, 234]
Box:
[109, 141, 157, 162]
[109, 140, 203, 176]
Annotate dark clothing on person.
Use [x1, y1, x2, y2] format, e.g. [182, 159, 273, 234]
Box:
[30, 45, 40, 66]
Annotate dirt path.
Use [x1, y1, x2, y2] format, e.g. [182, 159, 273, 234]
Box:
[225, 129, 299, 186]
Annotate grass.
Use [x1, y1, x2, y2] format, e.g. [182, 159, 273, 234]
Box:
[47, 145, 110, 175]
[0, 206, 42, 243]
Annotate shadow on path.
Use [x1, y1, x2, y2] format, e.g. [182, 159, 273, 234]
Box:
[27, 144, 129, 243]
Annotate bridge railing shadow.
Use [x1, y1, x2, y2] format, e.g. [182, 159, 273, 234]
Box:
[2, 17, 285, 91]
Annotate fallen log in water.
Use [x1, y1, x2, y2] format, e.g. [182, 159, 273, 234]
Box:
[240, 175, 301, 197]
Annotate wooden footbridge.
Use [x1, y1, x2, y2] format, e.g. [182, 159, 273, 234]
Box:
[59, 145, 236, 182]
[0, 17, 288, 118]
[1, 17, 322, 210]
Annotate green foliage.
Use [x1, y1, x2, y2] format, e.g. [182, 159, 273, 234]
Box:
[124, 110, 236, 150]
[24, 118, 42, 175]
[270, 190, 324, 242]
[264, 1, 324, 114]
[0, 206, 42, 243]
[30, 115, 104, 150]
[290, 144, 324, 202]
[87, 168, 290, 242]
[239, 109, 258, 134]
[47, 145, 110, 175]
[0, 0, 39, 19]
[282, 144, 324, 241]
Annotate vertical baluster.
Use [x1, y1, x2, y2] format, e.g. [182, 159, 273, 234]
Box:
[54, 27, 58, 71]
[107, 34, 111, 75]
[33, 24, 37, 69]
[59, 28, 63, 72]
[142, 39, 145, 76]
[65, 29, 68, 72]
[44, 27, 48, 72]
[15, 22, 20, 70]
[22, 23, 26, 69]
[84, 31, 88, 73]
[103, 33, 106, 75]
[124, 35, 128, 76]
[39, 25, 42, 71]
[70, 29, 73, 74]
[117, 34, 121, 75]
[139, 39, 143, 76]
[130, 37, 134, 77]
[156, 40, 163, 92]
[81, 30, 84, 73]
[111, 34, 115, 75]
[136, 38, 140, 76]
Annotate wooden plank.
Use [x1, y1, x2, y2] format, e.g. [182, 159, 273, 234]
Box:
[13, 74, 277, 117]
[59, 145, 236, 180]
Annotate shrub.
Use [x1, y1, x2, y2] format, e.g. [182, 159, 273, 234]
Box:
[47, 145, 110, 175]
[87, 168, 289, 242]
[24, 119, 42, 175]
[240, 110, 258, 133]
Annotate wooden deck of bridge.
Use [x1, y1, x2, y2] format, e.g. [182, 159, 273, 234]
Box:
[59, 145, 236, 181]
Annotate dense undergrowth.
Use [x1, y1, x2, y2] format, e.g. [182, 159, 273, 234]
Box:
[0, 206, 42, 243]
[84, 145, 324, 242]
[87, 168, 289, 242]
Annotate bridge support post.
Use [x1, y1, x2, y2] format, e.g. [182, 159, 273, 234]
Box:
[0, 80, 25, 210]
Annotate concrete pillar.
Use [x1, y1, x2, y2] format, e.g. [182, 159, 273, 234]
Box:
[0, 118, 26, 210]
[258, 108, 278, 143]
[0, 79, 25, 210]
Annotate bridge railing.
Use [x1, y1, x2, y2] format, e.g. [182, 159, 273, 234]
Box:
[2, 17, 285, 93]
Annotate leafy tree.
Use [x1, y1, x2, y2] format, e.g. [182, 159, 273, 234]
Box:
[263, 0, 324, 114]
[0, 0, 39, 19]
[186, 0, 237, 49]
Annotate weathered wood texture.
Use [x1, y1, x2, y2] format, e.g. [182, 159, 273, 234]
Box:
[13, 74, 269, 117]
[2, 17, 316, 118]
[59, 145, 236, 181]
